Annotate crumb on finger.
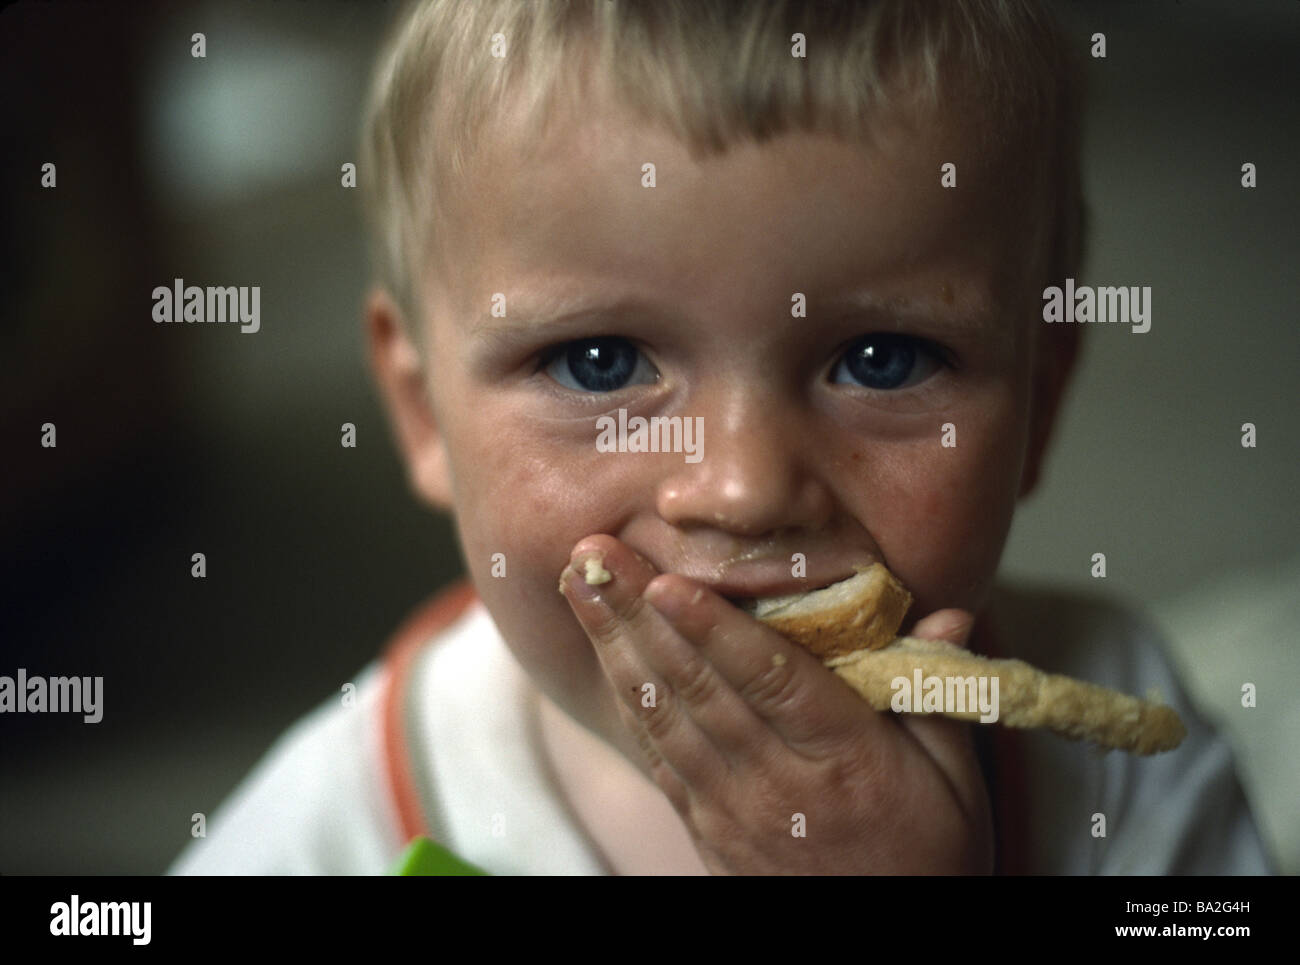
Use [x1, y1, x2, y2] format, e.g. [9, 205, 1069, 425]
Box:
[583, 557, 612, 585]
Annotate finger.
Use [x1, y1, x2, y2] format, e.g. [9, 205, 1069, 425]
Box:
[643, 572, 893, 761]
[894, 609, 989, 811]
[909, 608, 976, 646]
[610, 691, 691, 815]
[560, 536, 730, 798]
[635, 573, 795, 768]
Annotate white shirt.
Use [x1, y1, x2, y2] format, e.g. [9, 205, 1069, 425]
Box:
[169, 583, 1274, 875]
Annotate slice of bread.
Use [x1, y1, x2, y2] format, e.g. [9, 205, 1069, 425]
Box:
[742, 561, 1186, 754]
[827, 637, 1188, 755]
[738, 563, 912, 659]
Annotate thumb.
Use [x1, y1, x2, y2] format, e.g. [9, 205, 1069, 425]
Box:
[908, 608, 975, 648]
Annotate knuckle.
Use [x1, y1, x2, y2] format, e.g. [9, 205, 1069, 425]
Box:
[587, 591, 648, 645]
[671, 651, 720, 707]
[737, 657, 805, 716]
[613, 588, 652, 630]
[822, 746, 882, 799]
[641, 691, 681, 741]
[635, 724, 662, 765]
[585, 608, 622, 646]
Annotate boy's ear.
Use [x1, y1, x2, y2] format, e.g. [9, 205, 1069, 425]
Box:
[1019, 322, 1082, 500]
[365, 288, 453, 510]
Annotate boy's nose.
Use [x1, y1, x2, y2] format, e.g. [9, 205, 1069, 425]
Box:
[654, 399, 833, 538]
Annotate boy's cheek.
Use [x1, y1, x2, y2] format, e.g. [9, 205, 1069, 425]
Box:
[459, 452, 629, 579]
[889, 488, 1014, 618]
[443, 424, 641, 657]
[865, 411, 1024, 615]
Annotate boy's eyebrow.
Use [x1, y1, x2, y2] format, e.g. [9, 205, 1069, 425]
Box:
[472, 288, 1018, 345]
[469, 293, 667, 344]
[822, 289, 1017, 344]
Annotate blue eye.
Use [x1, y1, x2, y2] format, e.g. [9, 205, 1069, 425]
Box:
[831, 333, 943, 390]
[543, 337, 659, 393]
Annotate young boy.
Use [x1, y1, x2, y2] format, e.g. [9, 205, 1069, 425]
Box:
[170, 0, 1271, 874]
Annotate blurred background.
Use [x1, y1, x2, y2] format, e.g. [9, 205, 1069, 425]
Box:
[1, 0, 1296, 874]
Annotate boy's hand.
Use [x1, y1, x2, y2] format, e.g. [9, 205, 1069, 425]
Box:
[561, 535, 994, 875]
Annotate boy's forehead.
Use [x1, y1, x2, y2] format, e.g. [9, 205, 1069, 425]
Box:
[430, 86, 1046, 342]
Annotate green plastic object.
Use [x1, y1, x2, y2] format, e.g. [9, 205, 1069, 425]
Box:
[390, 835, 490, 876]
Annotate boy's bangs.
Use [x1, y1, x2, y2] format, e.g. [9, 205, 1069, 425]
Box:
[362, 0, 1082, 341]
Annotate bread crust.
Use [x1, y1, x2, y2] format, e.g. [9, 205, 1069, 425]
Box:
[750, 564, 912, 658]
[747, 564, 1187, 755]
[826, 637, 1187, 755]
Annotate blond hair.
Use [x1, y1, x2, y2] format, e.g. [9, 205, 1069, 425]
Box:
[359, 0, 1084, 346]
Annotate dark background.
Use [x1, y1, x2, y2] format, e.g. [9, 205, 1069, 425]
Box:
[2, 0, 1297, 874]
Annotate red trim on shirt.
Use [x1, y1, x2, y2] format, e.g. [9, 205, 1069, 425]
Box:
[379, 579, 478, 846]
